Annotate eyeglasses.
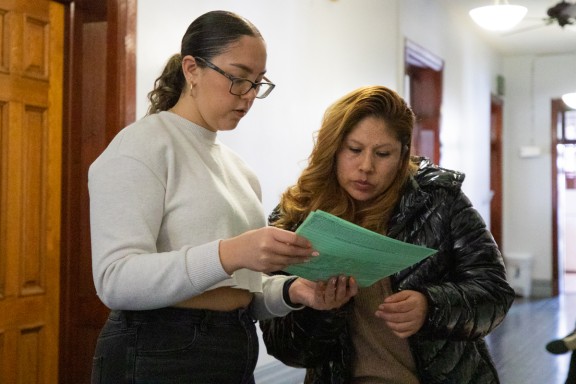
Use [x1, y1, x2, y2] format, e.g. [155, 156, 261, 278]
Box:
[195, 57, 275, 99]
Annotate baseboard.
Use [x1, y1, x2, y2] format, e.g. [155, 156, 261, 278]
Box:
[531, 279, 552, 298]
[254, 361, 306, 384]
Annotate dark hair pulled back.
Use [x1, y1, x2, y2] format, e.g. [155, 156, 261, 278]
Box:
[147, 10, 262, 114]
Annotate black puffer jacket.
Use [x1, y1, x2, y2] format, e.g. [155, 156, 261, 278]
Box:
[260, 158, 515, 384]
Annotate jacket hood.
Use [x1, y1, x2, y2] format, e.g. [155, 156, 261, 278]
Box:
[413, 156, 465, 190]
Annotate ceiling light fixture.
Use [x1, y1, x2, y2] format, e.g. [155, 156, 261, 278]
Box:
[562, 92, 576, 109]
[469, 0, 528, 31]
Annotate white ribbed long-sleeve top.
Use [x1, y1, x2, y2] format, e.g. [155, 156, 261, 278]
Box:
[88, 111, 293, 319]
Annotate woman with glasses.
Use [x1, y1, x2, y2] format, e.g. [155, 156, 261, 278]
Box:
[260, 85, 515, 383]
[88, 10, 357, 384]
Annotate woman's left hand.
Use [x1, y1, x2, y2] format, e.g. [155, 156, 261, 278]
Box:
[289, 276, 358, 310]
[375, 289, 428, 338]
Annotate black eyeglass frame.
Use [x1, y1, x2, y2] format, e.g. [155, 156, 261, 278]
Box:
[194, 57, 275, 99]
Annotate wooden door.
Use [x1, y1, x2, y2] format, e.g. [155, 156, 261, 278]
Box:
[490, 95, 504, 249]
[0, 1, 64, 382]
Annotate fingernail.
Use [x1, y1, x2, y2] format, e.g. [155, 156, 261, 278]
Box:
[311, 251, 320, 257]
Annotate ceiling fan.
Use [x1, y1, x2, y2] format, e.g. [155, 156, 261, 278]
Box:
[546, 0, 576, 27]
[504, 0, 576, 35]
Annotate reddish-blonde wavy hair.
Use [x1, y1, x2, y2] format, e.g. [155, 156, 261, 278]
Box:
[274, 85, 418, 234]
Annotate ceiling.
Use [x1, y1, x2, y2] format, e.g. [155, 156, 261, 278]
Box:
[451, 0, 576, 56]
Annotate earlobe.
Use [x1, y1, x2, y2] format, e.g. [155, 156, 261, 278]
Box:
[182, 55, 199, 82]
[189, 81, 195, 97]
[180, 56, 199, 97]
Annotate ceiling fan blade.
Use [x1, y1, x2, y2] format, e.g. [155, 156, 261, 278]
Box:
[499, 23, 549, 36]
[547, 1, 576, 26]
[564, 4, 576, 17]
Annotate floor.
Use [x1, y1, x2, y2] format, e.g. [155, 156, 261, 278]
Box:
[487, 292, 576, 384]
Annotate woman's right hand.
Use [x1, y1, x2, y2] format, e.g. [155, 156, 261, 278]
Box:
[219, 226, 319, 274]
[290, 276, 358, 310]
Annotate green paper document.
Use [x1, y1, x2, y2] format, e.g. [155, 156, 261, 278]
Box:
[284, 210, 436, 287]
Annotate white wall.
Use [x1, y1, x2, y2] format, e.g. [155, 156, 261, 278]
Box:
[136, 0, 401, 216]
[136, 0, 504, 377]
[136, 0, 500, 218]
[502, 53, 576, 284]
[400, 0, 501, 219]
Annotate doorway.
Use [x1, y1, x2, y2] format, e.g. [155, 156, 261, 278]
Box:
[551, 99, 576, 295]
[404, 39, 444, 164]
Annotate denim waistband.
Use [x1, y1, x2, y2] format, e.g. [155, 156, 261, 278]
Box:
[110, 306, 252, 326]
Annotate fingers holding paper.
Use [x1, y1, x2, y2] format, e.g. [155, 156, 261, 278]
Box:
[374, 289, 428, 338]
[219, 227, 319, 274]
[289, 276, 358, 310]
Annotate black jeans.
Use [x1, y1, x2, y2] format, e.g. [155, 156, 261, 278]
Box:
[91, 307, 258, 384]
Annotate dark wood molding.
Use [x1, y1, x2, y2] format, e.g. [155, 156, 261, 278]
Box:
[59, 0, 136, 382]
[106, 0, 137, 140]
[490, 94, 504, 251]
[550, 98, 562, 297]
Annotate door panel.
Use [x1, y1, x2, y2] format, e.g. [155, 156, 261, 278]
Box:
[0, 1, 63, 382]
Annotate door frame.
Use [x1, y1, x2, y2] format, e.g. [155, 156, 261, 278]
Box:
[58, 0, 136, 382]
[404, 39, 444, 164]
[551, 98, 576, 296]
[490, 95, 504, 250]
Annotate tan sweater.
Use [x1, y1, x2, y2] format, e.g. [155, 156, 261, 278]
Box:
[350, 278, 420, 383]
